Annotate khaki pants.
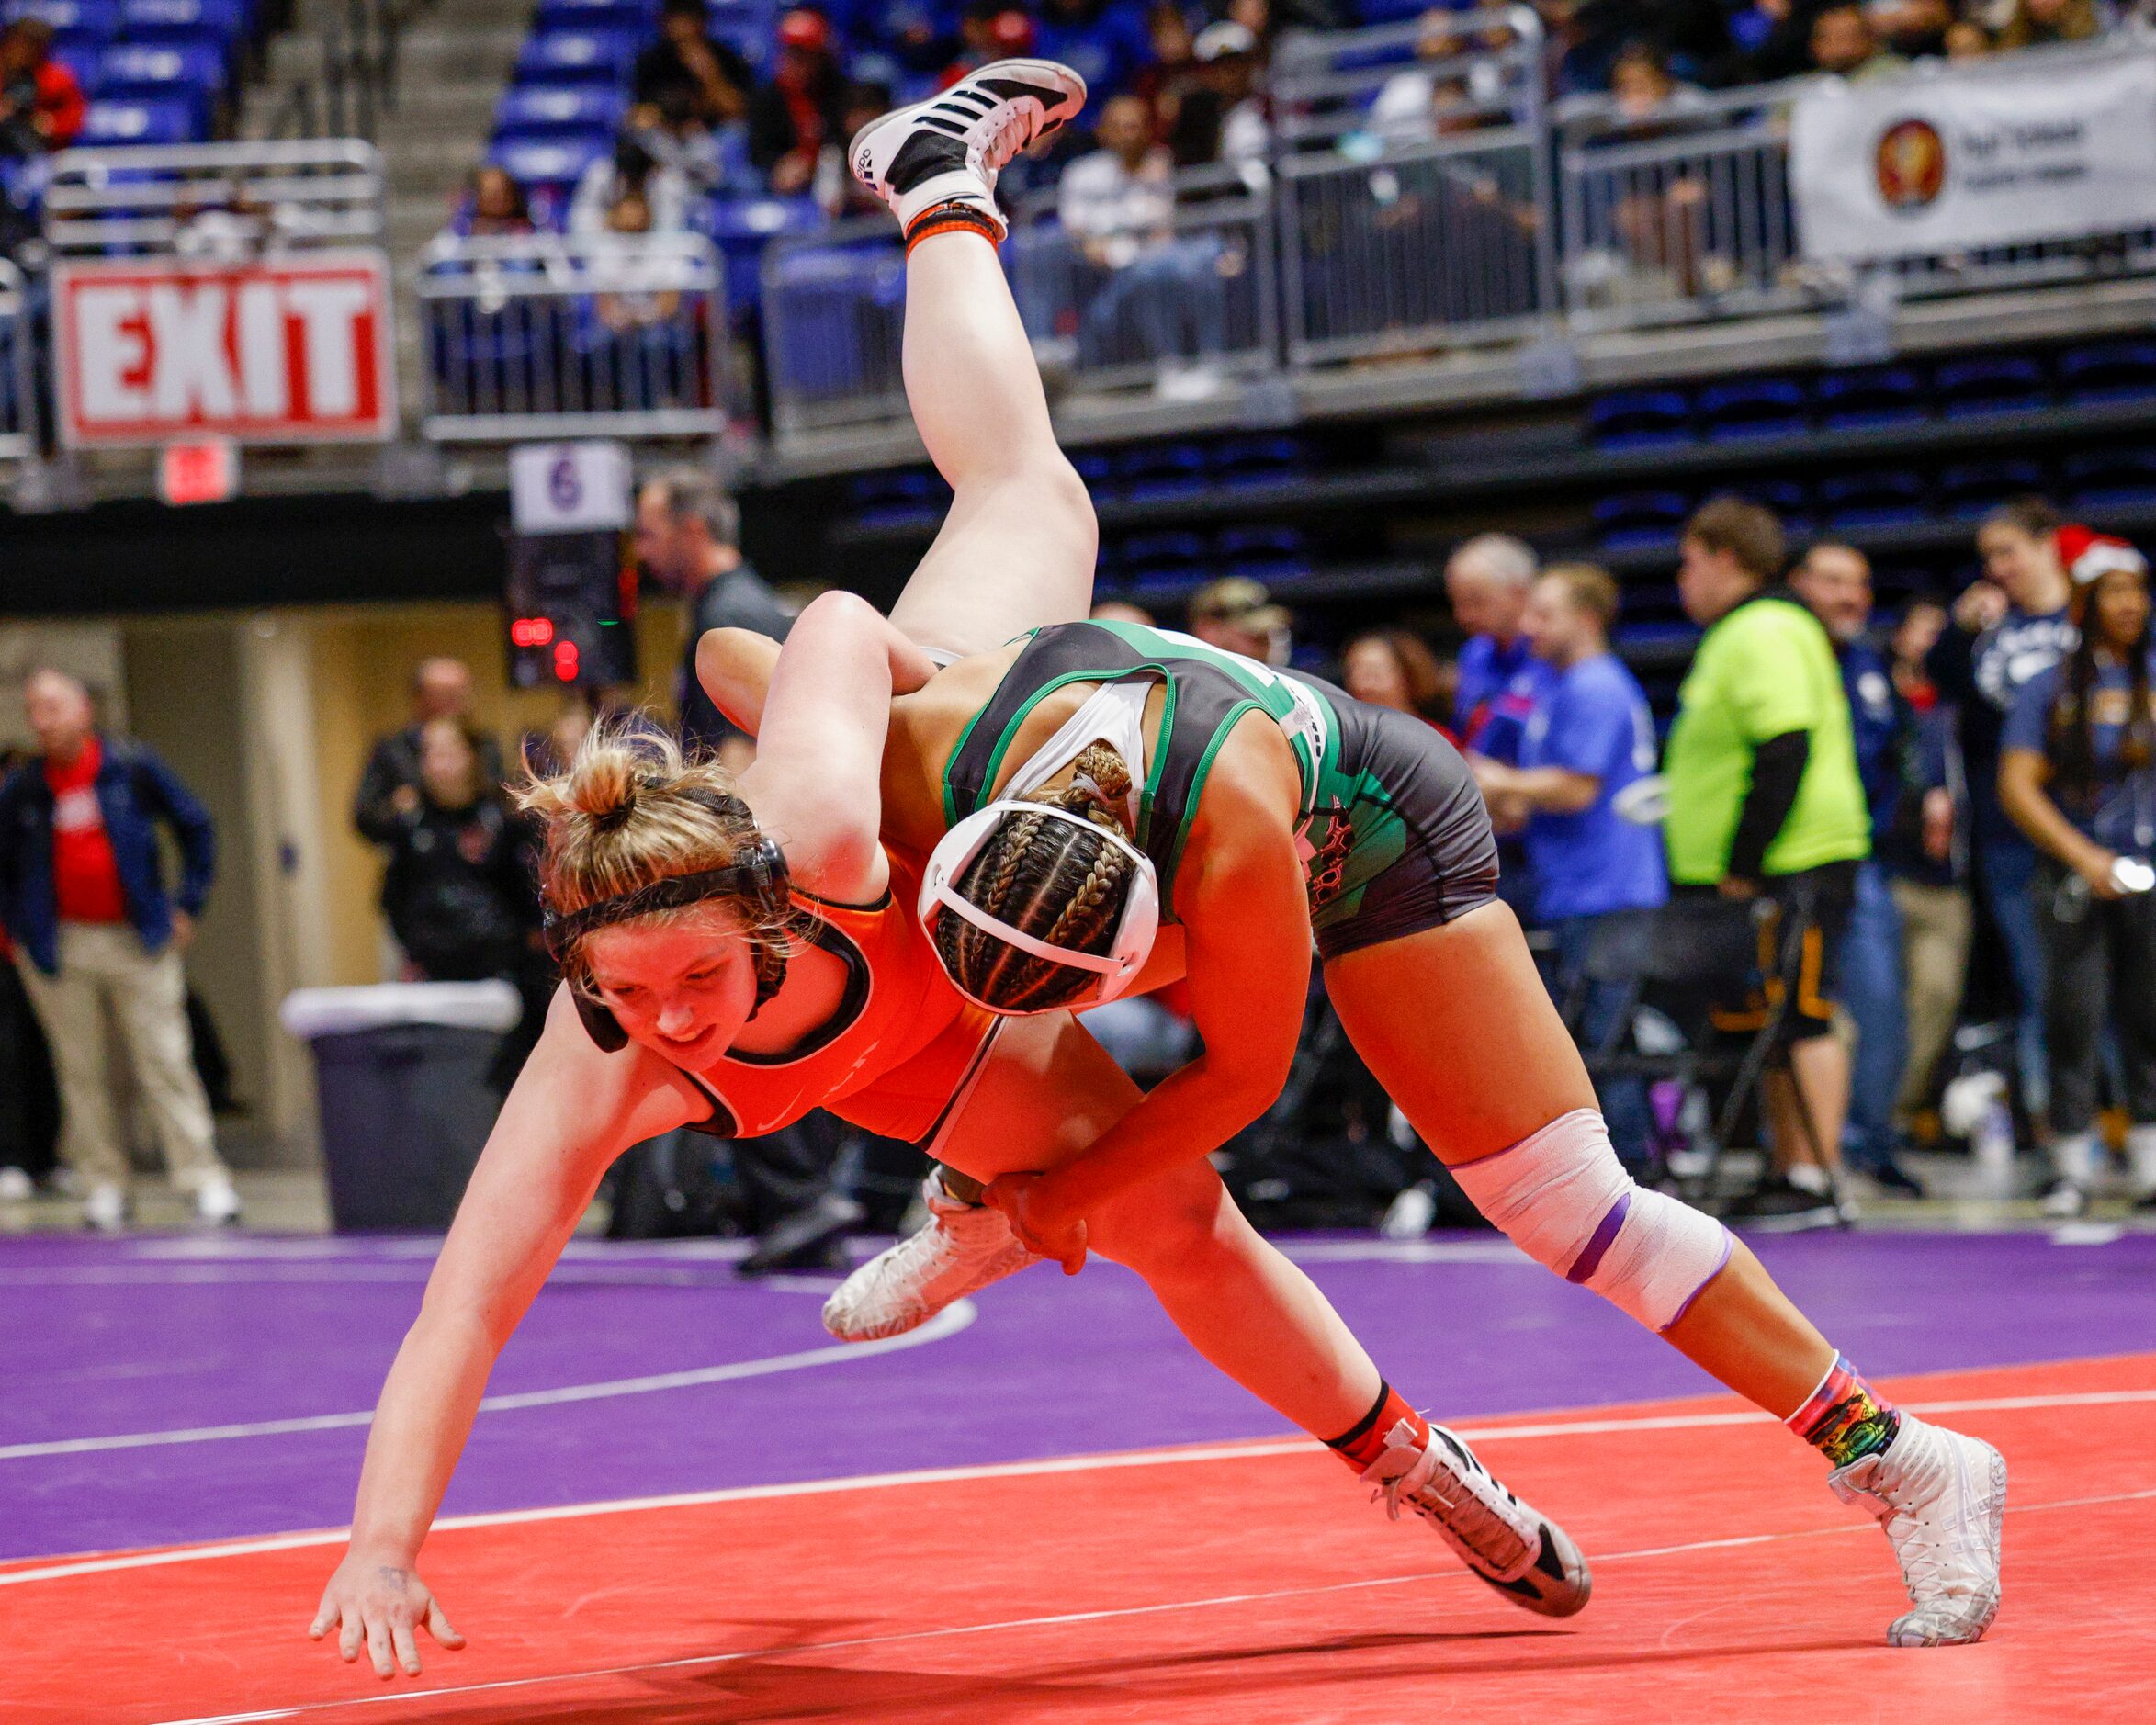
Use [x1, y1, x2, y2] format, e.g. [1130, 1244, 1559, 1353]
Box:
[15, 922, 227, 1195]
[1892, 879, 1973, 1117]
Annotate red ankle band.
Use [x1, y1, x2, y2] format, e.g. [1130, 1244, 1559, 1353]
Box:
[904, 202, 1004, 254]
[1325, 1382, 1430, 1472]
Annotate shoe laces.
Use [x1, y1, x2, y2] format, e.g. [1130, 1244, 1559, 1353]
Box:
[976, 99, 1036, 174]
[1359, 1422, 1529, 1571]
[1839, 1426, 1982, 1607]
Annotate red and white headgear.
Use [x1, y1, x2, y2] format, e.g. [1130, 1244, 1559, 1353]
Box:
[2057, 524, 2148, 587]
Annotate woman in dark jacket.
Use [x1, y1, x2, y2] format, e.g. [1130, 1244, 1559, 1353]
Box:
[379, 718, 537, 984]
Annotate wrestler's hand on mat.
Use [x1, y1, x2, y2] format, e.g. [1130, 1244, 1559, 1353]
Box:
[310, 1549, 464, 1680]
[985, 1172, 1089, 1275]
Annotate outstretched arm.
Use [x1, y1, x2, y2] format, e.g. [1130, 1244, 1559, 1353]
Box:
[988, 770, 1311, 1248]
[311, 990, 700, 1678]
[722, 592, 942, 903]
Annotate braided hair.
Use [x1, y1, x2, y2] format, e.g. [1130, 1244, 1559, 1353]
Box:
[2045, 575, 2155, 817]
[935, 740, 1140, 1012]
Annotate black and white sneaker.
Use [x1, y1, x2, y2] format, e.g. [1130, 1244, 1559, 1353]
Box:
[850, 59, 1088, 242]
[1360, 1420, 1593, 1618]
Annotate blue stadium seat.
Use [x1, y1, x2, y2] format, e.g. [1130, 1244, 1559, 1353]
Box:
[1697, 377, 1808, 443]
[6, 0, 120, 34]
[1210, 434, 1306, 488]
[91, 42, 223, 128]
[119, 0, 247, 46]
[1069, 450, 1113, 492]
[1731, 479, 1812, 534]
[1214, 524, 1309, 581]
[1592, 490, 1691, 553]
[1936, 460, 2046, 519]
[1814, 366, 1925, 431]
[1113, 441, 1209, 501]
[2059, 342, 2156, 404]
[1586, 388, 1692, 448]
[2063, 447, 2156, 511]
[536, 0, 653, 33]
[1817, 468, 1925, 530]
[80, 96, 195, 142]
[490, 136, 605, 195]
[495, 83, 626, 141]
[1933, 355, 2048, 418]
[845, 468, 947, 528]
[1118, 530, 1211, 597]
[514, 28, 639, 85]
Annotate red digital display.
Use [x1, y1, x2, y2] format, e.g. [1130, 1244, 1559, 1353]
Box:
[553, 640, 581, 682]
[511, 616, 555, 648]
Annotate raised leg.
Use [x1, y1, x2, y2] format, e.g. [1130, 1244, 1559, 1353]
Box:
[884, 240, 1097, 660]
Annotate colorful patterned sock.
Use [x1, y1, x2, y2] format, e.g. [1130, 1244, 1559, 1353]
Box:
[1324, 1381, 1430, 1472]
[1788, 1352, 1902, 1468]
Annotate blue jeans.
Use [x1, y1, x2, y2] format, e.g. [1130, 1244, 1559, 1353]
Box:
[1082, 237, 1226, 368]
[1837, 860, 1908, 1171]
[1976, 832, 2049, 1117]
[1547, 912, 1654, 1169]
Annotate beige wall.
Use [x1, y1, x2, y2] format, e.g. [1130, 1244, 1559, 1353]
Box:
[3, 597, 688, 1160]
[304, 598, 688, 987]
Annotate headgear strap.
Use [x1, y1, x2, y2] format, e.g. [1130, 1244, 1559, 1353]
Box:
[542, 787, 793, 1020]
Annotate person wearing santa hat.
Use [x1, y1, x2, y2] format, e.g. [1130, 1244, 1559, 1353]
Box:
[1999, 527, 2156, 1217]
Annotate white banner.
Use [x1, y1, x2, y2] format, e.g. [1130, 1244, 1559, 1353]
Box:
[51, 250, 396, 448]
[1790, 50, 2156, 264]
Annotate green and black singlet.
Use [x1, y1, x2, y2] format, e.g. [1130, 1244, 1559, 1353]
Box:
[940, 619, 1499, 961]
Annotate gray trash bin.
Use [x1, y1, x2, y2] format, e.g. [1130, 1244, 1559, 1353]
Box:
[280, 983, 521, 1233]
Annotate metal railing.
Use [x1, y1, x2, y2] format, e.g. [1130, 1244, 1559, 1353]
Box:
[256, 0, 435, 142]
[42, 140, 387, 255]
[415, 232, 729, 442]
[0, 261, 34, 463]
[1011, 160, 1278, 393]
[1272, 6, 1555, 365]
[759, 216, 908, 434]
[1556, 81, 1812, 333]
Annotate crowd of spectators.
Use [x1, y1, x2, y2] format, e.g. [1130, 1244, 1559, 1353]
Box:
[1076, 490, 2156, 1231]
[9, 468, 2155, 1244]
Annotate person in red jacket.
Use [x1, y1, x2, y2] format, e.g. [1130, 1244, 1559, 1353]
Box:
[0, 20, 86, 157]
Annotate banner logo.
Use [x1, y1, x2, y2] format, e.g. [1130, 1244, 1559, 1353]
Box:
[1875, 118, 1947, 211]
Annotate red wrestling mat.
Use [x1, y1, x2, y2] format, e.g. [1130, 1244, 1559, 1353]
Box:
[6, 1353, 2153, 1725]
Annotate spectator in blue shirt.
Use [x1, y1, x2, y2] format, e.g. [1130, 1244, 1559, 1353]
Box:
[1926, 498, 2077, 1122]
[2000, 529, 2156, 1217]
[1473, 563, 1666, 1167]
[1791, 541, 1923, 1194]
[1449, 531, 1555, 918]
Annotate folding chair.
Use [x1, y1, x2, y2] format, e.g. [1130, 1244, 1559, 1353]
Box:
[1559, 896, 1834, 1203]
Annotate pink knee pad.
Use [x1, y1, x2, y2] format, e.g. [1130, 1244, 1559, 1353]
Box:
[1449, 1108, 1732, 1332]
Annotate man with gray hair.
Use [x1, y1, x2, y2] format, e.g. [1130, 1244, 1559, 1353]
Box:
[0, 670, 237, 1229]
[1448, 532, 1555, 913]
[636, 465, 795, 765]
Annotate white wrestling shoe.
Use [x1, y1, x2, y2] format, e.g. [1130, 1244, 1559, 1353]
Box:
[822, 1172, 1044, 1342]
[1360, 1419, 1593, 1618]
[850, 58, 1088, 242]
[1829, 1415, 2006, 1646]
[194, 1174, 243, 1227]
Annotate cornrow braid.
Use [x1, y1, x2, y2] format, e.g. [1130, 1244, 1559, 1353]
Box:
[935, 740, 1142, 1011]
